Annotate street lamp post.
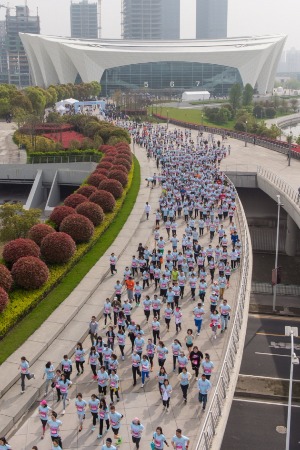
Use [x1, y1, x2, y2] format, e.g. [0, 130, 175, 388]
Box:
[272, 194, 281, 312]
[167, 110, 169, 129]
[285, 326, 299, 450]
[245, 120, 248, 147]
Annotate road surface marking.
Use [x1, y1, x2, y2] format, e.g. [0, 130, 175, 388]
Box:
[256, 332, 300, 338]
[255, 352, 291, 357]
[233, 398, 300, 408]
[239, 374, 290, 381]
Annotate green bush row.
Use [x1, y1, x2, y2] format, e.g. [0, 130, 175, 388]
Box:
[0, 162, 136, 339]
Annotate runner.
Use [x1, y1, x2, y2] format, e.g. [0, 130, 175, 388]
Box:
[89, 394, 100, 431]
[75, 393, 87, 433]
[130, 417, 144, 449]
[160, 379, 172, 412]
[171, 429, 190, 449]
[109, 404, 123, 446]
[38, 399, 51, 439]
[197, 373, 211, 412]
[47, 411, 62, 448]
[19, 356, 35, 394]
[177, 367, 192, 403]
[98, 397, 110, 439]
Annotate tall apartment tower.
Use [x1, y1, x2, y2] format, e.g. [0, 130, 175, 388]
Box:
[70, 0, 99, 39]
[196, 0, 228, 39]
[122, 0, 180, 40]
[5, 5, 40, 86]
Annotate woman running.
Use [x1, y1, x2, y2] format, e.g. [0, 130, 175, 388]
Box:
[141, 355, 150, 387]
[43, 361, 55, 397]
[98, 397, 110, 439]
[75, 393, 87, 432]
[202, 353, 214, 380]
[177, 367, 192, 403]
[160, 379, 172, 412]
[185, 329, 194, 354]
[189, 346, 203, 378]
[88, 394, 100, 432]
[38, 399, 52, 439]
[109, 369, 120, 403]
[130, 417, 144, 449]
[74, 342, 85, 376]
[171, 339, 182, 372]
[97, 365, 109, 396]
[19, 356, 35, 394]
[88, 346, 99, 380]
[152, 426, 169, 449]
[156, 366, 168, 394]
[57, 374, 72, 415]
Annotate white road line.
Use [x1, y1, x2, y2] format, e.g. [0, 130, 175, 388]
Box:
[255, 352, 291, 357]
[239, 374, 290, 381]
[233, 398, 300, 408]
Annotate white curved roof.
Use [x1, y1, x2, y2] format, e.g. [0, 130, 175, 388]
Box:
[20, 34, 287, 94]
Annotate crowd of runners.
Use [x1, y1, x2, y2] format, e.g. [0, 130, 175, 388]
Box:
[9, 121, 241, 450]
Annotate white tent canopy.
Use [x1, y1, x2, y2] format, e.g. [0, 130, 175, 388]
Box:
[182, 91, 210, 101]
[55, 98, 79, 110]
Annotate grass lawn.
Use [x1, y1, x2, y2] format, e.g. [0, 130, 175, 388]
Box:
[0, 157, 141, 364]
[151, 106, 235, 130]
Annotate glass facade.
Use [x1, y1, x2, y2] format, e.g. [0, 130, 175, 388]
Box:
[101, 61, 243, 97]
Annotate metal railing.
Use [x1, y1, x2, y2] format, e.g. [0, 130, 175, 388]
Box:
[257, 166, 300, 206]
[28, 154, 100, 164]
[195, 194, 251, 450]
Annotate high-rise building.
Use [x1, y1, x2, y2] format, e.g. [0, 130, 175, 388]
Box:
[196, 0, 228, 39]
[5, 5, 40, 86]
[122, 0, 180, 40]
[70, 0, 99, 39]
[0, 21, 8, 85]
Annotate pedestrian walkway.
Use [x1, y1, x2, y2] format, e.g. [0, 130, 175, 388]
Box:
[4, 127, 243, 450]
[0, 122, 26, 164]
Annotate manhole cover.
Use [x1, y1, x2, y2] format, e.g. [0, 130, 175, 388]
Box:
[276, 426, 287, 434]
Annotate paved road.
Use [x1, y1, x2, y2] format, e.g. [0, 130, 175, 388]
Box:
[221, 400, 300, 450]
[0, 121, 26, 164]
[240, 314, 300, 380]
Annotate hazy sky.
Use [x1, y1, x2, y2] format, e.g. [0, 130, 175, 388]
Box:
[0, 0, 298, 49]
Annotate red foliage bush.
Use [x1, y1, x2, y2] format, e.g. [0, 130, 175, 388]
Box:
[12, 256, 49, 290]
[115, 142, 130, 148]
[0, 264, 13, 292]
[0, 287, 9, 312]
[100, 145, 115, 153]
[99, 179, 124, 199]
[97, 162, 113, 170]
[86, 172, 107, 187]
[76, 201, 105, 226]
[49, 205, 76, 227]
[64, 193, 87, 208]
[3, 238, 40, 265]
[89, 190, 116, 213]
[41, 232, 76, 264]
[44, 130, 85, 149]
[95, 168, 109, 176]
[113, 158, 131, 171]
[102, 156, 115, 163]
[115, 152, 132, 162]
[76, 185, 98, 198]
[28, 224, 56, 246]
[112, 164, 129, 174]
[105, 150, 118, 157]
[108, 170, 128, 187]
[60, 214, 94, 243]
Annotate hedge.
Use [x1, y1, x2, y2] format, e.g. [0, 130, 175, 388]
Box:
[76, 202, 104, 227]
[28, 223, 56, 246]
[49, 205, 76, 228]
[99, 179, 124, 199]
[0, 265, 13, 292]
[0, 157, 139, 343]
[76, 185, 98, 198]
[0, 288, 9, 313]
[64, 193, 87, 209]
[89, 190, 116, 213]
[12, 256, 49, 290]
[0, 156, 140, 359]
[60, 214, 95, 243]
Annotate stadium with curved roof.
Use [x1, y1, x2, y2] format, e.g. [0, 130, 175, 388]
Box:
[20, 34, 286, 95]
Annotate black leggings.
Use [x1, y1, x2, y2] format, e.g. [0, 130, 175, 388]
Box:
[132, 436, 141, 449]
[91, 412, 98, 426]
[110, 387, 120, 402]
[76, 361, 84, 373]
[99, 419, 110, 435]
[98, 385, 107, 395]
[91, 365, 97, 376]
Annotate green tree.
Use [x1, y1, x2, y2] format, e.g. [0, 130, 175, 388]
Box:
[0, 203, 41, 242]
[24, 87, 46, 115]
[242, 83, 254, 106]
[229, 83, 242, 112]
[290, 98, 298, 112]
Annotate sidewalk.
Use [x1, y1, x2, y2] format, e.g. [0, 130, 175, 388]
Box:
[0, 122, 26, 164]
[5, 127, 242, 450]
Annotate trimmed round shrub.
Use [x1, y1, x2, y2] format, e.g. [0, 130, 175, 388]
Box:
[113, 158, 131, 171]
[95, 168, 109, 176]
[97, 162, 113, 170]
[12, 256, 49, 290]
[60, 214, 94, 243]
[0, 287, 9, 313]
[0, 264, 13, 292]
[28, 223, 56, 246]
[115, 142, 130, 149]
[41, 232, 76, 264]
[115, 153, 132, 163]
[76, 185, 98, 198]
[112, 164, 129, 174]
[3, 238, 40, 265]
[108, 170, 128, 187]
[105, 149, 118, 157]
[89, 190, 115, 213]
[99, 179, 123, 199]
[64, 193, 87, 209]
[87, 172, 107, 187]
[76, 201, 105, 226]
[49, 206, 76, 227]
